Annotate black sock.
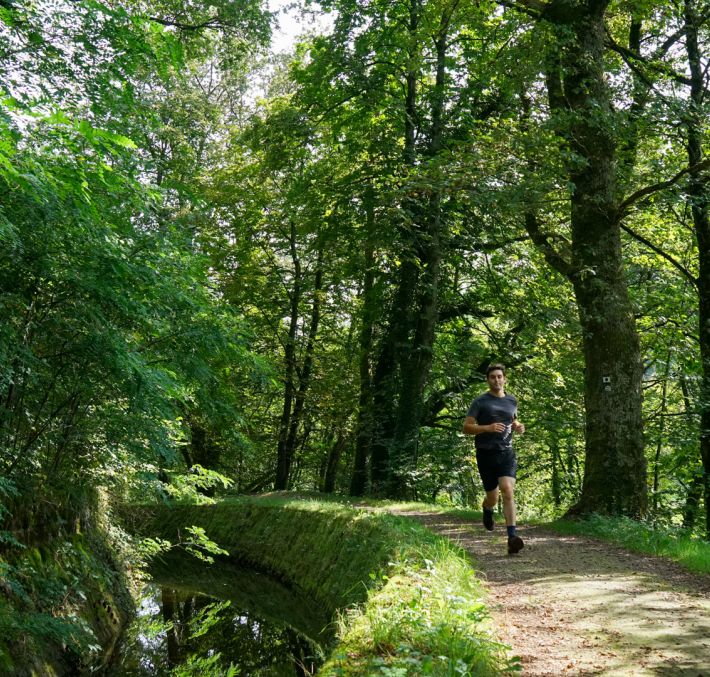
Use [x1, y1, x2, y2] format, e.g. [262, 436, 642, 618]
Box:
[507, 525, 516, 538]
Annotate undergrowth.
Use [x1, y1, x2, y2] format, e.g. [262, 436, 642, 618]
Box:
[322, 536, 516, 676]
[0, 531, 127, 674]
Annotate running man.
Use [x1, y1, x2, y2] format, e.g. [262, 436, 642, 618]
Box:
[463, 363, 525, 554]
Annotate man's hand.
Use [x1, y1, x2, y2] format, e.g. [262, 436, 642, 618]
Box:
[489, 422, 506, 433]
[512, 421, 525, 434]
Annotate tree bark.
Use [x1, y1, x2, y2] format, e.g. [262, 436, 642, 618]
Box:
[542, 2, 647, 516]
[683, 0, 710, 539]
[652, 356, 671, 513]
[369, 255, 418, 494]
[350, 186, 377, 496]
[280, 247, 325, 489]
[275, 222, 302, 490]
[389, 18, 447, 497]
[369, 0, 421, 495]
[324, 432, 348, 493]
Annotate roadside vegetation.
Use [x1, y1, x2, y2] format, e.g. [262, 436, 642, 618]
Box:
[356, 500, 710, 577]
[362, 500, 710, 577]
[0, 528, 132, 674]
[126, 495, 518, 676]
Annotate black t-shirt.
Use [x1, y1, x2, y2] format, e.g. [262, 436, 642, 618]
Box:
[466, 392, 518, 452]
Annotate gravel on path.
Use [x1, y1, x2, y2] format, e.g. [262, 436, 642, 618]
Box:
[392, 510, 710, 676]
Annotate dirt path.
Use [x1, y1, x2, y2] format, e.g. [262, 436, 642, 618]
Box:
[393, 510, 710, 676]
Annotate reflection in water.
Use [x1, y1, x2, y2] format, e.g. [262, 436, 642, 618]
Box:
[109, 556, 327, 676]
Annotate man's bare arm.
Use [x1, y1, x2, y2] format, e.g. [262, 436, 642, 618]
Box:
[463, 416, 505, 435]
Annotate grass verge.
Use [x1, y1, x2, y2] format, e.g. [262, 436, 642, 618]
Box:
[347, 497, 710, 579]
[547, 513, 710, 576]
[123, 495, 517, 676]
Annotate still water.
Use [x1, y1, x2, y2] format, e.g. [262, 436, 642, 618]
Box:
[108, 553, 331, 676]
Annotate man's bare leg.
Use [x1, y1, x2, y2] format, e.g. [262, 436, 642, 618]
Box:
[499, 476, 516, 526]
[483, 487, 499, 510]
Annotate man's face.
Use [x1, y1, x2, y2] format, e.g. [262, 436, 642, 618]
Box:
[487, 369, 506, 393]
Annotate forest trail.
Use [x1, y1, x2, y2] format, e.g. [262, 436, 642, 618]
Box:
[391, 510, 710, 676]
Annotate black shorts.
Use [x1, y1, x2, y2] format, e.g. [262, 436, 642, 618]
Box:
[475, 448, 517, 492]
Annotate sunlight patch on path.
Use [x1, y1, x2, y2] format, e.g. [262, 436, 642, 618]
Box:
[391, 511, 710, 676]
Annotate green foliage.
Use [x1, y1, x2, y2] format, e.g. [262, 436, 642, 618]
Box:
[124, 495, 514, 675]
[136, 526, 228, 566]
[0, 531, 129, 672]
[172, 652, 238, 677]
[324, 540, 519, 676]
[0, 0, 272, 529]
[2, 0, 710, 665]
[179, 526, 230, 564]
[163, 466, 235, 504]
[0, 3, 272, 667]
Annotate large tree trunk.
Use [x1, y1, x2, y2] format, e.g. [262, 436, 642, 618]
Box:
[572, 274, 645, 515]
[369, 0, 421, 496]
[543, 2, 647, 516]
[389, 24, 448, 497]
[390, 214, 441, 496]
[369, 258, 417, 494]
[684, 0, 710, 539]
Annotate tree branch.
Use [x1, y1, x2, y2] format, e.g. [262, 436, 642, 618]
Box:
[620, 223, 697, 288]
[150, 16, 228, 32]
[604, 31, 693, 86]
[523, 212, 574, 278]
[495, 0, 545, 20]
[617, 159, 710, 216]
[438, 297, 495, 323]
[453, 234, 530, 253]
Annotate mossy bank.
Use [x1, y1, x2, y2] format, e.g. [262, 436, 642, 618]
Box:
[0, 527, 133, 675]
[122, 495, 515, 675]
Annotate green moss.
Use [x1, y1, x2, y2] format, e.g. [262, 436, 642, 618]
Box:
[0, 530, 132, 675]
[123, 495, 515, 675]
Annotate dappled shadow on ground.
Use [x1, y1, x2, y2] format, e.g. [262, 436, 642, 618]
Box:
[392, 511, 710, 677]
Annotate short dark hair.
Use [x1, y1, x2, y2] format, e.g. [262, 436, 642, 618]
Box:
[486, 363, 506, 377]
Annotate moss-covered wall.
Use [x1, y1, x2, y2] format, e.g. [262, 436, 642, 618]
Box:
[120, 496, 509, 676]
[123, 498, 400, 613]
[0, 530, 132, 676]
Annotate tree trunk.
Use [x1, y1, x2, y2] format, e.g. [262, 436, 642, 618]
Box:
[350, 187, 377, 496]
[391, 198, 441, 495]
[275, 222, 302, 490]
[551, 439, 561, 507]
[542, 3, 646, 516]
[281, 248, 325, 488]
[369, 257, 417, 494]
[369, 1, 421, 495]
[679, 375, 703, 530]
[389, 25, 447, 497]
[684, 0, 710, 539]
[324, 432, 348, 493]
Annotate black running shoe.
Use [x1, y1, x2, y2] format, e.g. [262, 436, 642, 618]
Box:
[482, 507, 494, 531]
[507, 535, 524, 555]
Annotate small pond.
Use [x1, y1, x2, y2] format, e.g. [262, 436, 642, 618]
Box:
[107, 551, 332, 676]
